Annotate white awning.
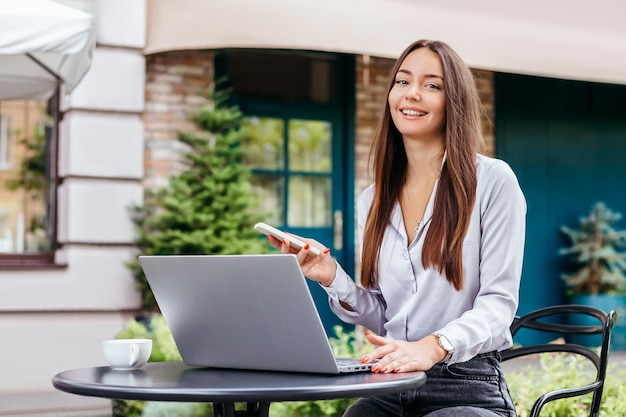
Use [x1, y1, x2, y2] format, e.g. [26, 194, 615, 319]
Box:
[0, 0, 96, 100]
[146, 0, 626, 85]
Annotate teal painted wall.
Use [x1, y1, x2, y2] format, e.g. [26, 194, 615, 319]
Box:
[495, 74, 626, 320]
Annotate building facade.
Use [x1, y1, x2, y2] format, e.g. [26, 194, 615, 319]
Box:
[1, 0, 625, 397]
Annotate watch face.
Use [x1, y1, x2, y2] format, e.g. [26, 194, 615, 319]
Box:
[439, 335, 453, 352]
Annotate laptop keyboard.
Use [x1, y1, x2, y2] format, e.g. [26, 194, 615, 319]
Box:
[336, 358, 377, 372]
[336, 359, 362, 366]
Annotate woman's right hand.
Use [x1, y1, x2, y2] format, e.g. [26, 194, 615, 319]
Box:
[266, 235, 337, 287]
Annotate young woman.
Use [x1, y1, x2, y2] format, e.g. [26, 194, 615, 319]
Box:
[269, 39, 525, 417]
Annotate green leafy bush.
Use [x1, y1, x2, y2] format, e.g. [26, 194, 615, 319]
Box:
[115, 314, 181, 362]
[505, 352, 626, 416]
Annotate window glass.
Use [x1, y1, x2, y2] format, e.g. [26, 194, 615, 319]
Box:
[241, 117, 284, 169]
[0, 100, 53, 254]
[287, 176, 332, 227]
[250, 174, 284, 226]
[241, 116, 333, 227]
[288, 120, 331, 172]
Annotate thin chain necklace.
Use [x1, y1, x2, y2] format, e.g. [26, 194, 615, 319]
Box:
[403, 189, 425, 233]
[403, 173, 439, 235]
[403, 156, 443, 237]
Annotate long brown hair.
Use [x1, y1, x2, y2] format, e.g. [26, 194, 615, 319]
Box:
[361, 39, 484, 290]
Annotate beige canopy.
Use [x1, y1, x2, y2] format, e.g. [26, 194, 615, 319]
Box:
[146, 0, 626, 85]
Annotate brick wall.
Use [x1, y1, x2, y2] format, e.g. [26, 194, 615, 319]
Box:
[354, 56, 394, 196]
[144, 50, 214, 189]
[473, 69, 496, 156]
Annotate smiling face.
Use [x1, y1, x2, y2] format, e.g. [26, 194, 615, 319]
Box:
[388, 47, 446, 144]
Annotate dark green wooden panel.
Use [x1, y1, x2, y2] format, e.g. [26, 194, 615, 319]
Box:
[495, 74, 626, 324]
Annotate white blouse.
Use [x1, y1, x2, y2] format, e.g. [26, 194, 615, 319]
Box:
[322, 153, 527, 364]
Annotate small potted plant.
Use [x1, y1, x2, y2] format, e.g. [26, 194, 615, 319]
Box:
[559, 201, 626, 350]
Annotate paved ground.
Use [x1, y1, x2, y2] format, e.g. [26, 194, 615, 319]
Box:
[0, 391, 111, 417]
[2, 351, 625, 417]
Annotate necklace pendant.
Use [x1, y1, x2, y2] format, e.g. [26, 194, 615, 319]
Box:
[414, 222, 421, 232]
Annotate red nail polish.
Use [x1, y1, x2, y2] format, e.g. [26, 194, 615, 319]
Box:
[304, 243, 310, 250]
[394, 367, 401, 373]
[323, 248, 330, 254]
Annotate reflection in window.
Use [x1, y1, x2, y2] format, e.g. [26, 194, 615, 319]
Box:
[0, 114, 14, 171]
[0, 100, 52, 254]
[288, 120, 331, 172]
[250, 174, 284, 226]
[241, 117, 283, 169]
[288, 176, 331, 227]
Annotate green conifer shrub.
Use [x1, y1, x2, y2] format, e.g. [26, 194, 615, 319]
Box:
[128, 96, 268, 309]
[559, 202, 626, 295]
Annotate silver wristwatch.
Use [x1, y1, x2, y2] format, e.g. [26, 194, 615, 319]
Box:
[435, 334, 454, 363]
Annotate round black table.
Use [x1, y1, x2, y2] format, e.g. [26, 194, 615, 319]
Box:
[52, 361, 426, 417]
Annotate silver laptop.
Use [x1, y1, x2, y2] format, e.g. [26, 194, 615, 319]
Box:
[138, 254, 374, 374]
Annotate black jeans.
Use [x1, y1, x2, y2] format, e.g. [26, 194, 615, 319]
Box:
[343, 351, 516, 417]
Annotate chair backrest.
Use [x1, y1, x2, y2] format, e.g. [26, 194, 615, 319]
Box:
[501, 304, 617, 417]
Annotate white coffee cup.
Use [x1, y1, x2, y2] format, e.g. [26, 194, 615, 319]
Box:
[102, 339, 152, 370]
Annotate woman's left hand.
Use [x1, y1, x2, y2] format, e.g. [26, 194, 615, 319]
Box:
[360, 332, 447, 373]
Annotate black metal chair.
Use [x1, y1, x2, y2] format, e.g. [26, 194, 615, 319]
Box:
[501, 304, 617, 417]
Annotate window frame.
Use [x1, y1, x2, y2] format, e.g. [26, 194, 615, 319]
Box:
[0, 90, 61, 269]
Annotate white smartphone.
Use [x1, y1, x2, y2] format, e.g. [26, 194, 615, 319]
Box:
[254, 222, 322, 257]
